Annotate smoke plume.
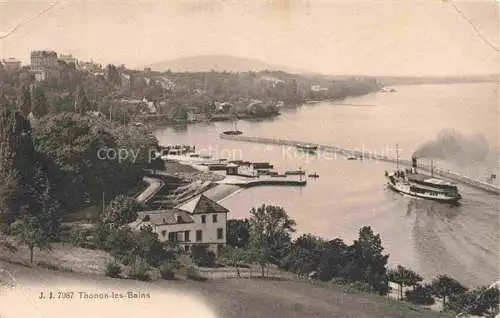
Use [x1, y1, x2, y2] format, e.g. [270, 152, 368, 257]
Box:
[412, 129, 491, 166]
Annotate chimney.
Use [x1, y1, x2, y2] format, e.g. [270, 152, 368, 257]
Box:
[412, 157, 417, 174]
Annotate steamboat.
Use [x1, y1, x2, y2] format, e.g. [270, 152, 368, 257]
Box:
[386, 151, 462, 203]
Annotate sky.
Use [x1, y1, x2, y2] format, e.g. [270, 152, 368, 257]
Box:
[0, 0, 498, 76]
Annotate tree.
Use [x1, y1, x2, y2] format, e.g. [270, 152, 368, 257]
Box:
[0, 108, 35, 222]
[10, 213, 51, 263]
[32, 113, 119, 210]
[74, 85, 90, 115]
[18, 86, 32, 117]
[387, 265, 423, 300]
[448, 286, 498, 317]
[105, 227, 138, 268]
[221, 246, 247, 277]
[28, 164, 62, 240]
[344, 226, 390, 295]
[316, 238, 348, 281]
[430, 275, 468, 310]
[32, 87, 48, 118]
[105, 64, 121, 86]
[226, 218, 250, 248]
[405, 284, 435, 306]
[134, 225, 167, 267]
[247, 204, 296, 277]
[282, 234, 324, 278]
[101, 195, 141, 228]
[191, 244, 216, 267]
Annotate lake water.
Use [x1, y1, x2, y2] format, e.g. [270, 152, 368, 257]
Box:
[155, 83, 499, 287]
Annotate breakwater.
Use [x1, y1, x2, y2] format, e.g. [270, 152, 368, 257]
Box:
[220, 133, 500, 195]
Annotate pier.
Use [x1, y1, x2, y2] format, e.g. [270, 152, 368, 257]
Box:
[220, 132, 500, 195]
[216, 174, 306, 187]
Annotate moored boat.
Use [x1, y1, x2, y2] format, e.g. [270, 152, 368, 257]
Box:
[296, 143, 318, 151]
[285, 170, 306, 176]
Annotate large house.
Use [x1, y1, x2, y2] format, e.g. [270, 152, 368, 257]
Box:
[30, 50, 59, 81]
[129, 194, 229, 255]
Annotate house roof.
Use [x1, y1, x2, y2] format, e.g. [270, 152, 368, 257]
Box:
[136, 209, 194, 225]
[175, 194, 229, 214]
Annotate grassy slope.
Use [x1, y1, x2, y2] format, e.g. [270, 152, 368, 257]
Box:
[0, 260, 453, 318]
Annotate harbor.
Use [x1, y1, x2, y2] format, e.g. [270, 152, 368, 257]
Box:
[150, 145, 309, 208]
[219, 132, 500, 195]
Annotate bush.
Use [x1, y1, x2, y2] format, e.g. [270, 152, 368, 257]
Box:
[329, 278, 374, 294]
[330, 277, 350, 285]
[105, 262, 122, 278]
[93, 224, 112, 250]
[37, 261, 60, 271]
[347, 281, 374, 293]
[405, 285, 435, 305]
[191, 244, 216, 267]
[160, 262, 176, 280]
[186, 266, 207, 281]
[69, 228, 87, 247]
[129, 265, 151, 281]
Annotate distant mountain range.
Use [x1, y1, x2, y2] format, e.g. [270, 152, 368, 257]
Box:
[144, 55, 313, 74]
[143, 54, 498, 84]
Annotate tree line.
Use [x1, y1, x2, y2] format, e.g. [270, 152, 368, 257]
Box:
[224, 205, 499, 317]
[0, 62, 381, 124]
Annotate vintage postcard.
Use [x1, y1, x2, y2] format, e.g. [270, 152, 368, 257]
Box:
[0, 0, 498, 317]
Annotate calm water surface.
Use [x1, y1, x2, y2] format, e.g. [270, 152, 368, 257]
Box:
[155, 83, 499, 287]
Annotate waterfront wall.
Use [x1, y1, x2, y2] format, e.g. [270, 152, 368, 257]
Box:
[220, 133, 500, 195]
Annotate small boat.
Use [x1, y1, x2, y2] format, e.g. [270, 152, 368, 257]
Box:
[308, 172, 319, 178]
[296, 143, 318, 151]
[222, 130, 243, 135]
[252, 162, 274, 169]
[285, 170, 306, 176]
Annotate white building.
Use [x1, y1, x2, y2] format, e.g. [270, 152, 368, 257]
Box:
[129, 194, 229, 255]
[2, 57, 21, 70]
[311, 84, 328, 92]
[59, 54, 78, 65]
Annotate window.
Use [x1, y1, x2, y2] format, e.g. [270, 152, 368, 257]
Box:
[168, 232, 176, 242]
[184, 245, 190, 252]
[176, 215, 183, 223]
[196, 230, 203, 242]
[217, 228, 223, 240]
[201, 215, 206, 224]
[184, 230, 190, 242]
[161, 230, 166, 237]
[212, 214, 218, 223]
[176, 232, 183, 242]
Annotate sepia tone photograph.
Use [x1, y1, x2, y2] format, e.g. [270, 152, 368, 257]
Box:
[0, 0, 499, 317]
